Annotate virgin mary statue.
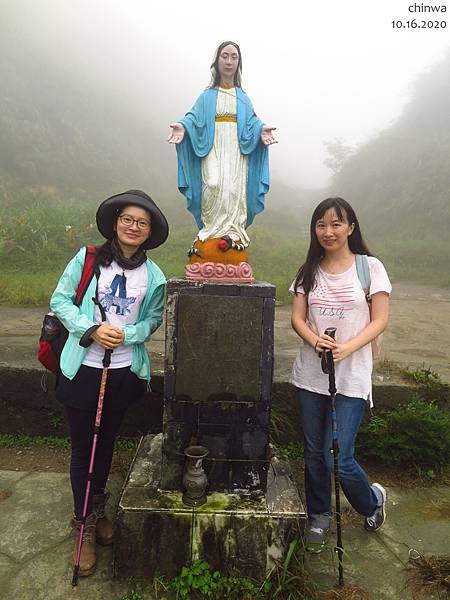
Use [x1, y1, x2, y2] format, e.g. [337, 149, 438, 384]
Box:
[168, 41, 277, 281]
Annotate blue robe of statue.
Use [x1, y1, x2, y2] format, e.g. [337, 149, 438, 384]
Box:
[175, 87, 270, 231]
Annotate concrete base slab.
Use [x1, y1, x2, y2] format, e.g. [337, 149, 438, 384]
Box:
[115, 434, 306, 580]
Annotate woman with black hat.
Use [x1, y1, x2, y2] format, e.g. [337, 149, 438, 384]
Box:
[50, 189, 168, 577]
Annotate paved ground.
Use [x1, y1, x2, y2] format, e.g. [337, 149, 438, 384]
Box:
[0, 468, 449, 599]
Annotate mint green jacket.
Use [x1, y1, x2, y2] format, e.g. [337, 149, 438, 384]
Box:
[50, 247, 166, 382]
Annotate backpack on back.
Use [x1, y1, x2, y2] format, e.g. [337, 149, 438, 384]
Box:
[355, 254, 383, 360]
[37, 246, 97, 374]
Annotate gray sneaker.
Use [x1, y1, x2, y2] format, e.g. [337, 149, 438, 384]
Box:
[305, 513, 331, 552]
[364, 483, 387, 531]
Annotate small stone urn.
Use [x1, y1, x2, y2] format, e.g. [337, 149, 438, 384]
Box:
[182, 445, 209, 507]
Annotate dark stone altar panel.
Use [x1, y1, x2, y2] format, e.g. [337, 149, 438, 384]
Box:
[175, 295, 263, 404]
[161, 279, 275, 493]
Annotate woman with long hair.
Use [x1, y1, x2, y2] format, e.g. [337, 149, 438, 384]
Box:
[290, 197, 391, 552]
[50, 190, 168, 576]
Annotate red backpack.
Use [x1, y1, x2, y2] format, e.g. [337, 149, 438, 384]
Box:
[37, 246, 97, 374]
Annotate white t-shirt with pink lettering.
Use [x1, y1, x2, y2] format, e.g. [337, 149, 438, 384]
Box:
[289, 256, 392, 404]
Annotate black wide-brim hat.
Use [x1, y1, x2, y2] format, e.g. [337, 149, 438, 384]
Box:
[96, 190, 169, 250]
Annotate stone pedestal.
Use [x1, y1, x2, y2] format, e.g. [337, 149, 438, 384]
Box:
[161, 278, 275, 493]
[114, 278, 306, 580]
[114, 434, 306, 580]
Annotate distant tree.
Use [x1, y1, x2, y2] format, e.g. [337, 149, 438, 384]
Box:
[323, 137, 354, 174]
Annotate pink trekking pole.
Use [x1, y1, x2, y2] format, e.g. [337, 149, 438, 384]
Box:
[72, 348, 112, 586]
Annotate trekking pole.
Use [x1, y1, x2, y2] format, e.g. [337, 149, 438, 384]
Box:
[72, 347, 112, 586]
[321, 326, 344, 587]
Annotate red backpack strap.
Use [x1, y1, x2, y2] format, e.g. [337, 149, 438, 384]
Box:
[75, 246, 97, 306]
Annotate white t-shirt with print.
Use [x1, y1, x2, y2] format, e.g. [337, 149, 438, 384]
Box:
[83, 261, 148, 369]
[289, 256, 392, 404]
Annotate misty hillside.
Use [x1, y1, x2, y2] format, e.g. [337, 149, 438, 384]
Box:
[0, 27, 167, 197]
[328, 52, 450, 235]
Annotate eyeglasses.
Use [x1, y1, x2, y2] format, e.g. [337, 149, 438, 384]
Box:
[119, 214, 151, 230]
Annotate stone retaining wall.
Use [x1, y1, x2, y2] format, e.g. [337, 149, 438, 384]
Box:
[1, 367, 447, 441]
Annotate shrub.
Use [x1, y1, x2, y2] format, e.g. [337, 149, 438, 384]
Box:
[359, 395, 450, 472]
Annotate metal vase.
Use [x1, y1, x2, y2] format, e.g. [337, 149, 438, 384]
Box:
[182, 445, 209, 507]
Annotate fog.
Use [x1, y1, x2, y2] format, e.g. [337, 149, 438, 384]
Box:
[2, 0, 449, 188]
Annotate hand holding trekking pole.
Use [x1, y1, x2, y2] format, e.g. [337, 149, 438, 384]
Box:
[91, 323, 124, 349]
[317, 328, 354, 363]
[315, 331, 337, 356]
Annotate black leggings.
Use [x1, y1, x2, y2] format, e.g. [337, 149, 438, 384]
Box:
[64, 405, 126, 519]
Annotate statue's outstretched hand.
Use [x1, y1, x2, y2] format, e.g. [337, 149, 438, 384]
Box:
[167, 123, 186, 144]
[261, 126, 278, 145]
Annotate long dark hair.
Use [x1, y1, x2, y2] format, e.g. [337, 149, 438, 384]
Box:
[210, 41, 242, 87]
[294, 197, 372, 294]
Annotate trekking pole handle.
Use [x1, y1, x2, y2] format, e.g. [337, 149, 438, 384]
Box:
[320, 327, 337, 374]
[324, 327, 337, 340]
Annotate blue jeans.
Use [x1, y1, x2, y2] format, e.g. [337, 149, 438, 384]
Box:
[296, 388, 377, 518]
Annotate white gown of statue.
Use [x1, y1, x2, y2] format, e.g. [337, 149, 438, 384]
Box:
[198, 86, 250, 246]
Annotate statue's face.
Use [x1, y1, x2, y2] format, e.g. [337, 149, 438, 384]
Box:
[217, 44, 239, 81]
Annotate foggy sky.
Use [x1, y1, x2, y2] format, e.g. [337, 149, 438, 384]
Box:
[3, 0, 449, 188]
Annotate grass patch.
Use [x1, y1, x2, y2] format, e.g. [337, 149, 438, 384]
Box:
[1, 195, 449, 305]
[0, 433, 138, 450]
[0, 269, 62, 305]
[0, 434, 70, 448]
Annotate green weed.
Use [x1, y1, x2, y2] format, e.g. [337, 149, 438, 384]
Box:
[119, 592, 145, 600]
[115, 437, 140, 450]
[279, 442, 304, 460]
[156, 559, 259, 600]
[48, 412, 63, 430]
[400, 365, 442, 388]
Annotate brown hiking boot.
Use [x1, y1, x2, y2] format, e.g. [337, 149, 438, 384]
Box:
[72, 513, 97, 576]
[93, 492, 114, 546]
